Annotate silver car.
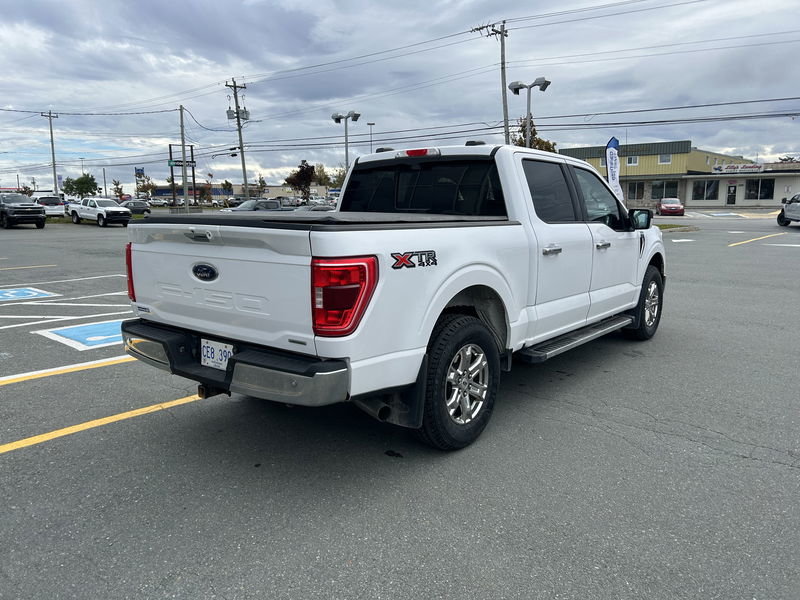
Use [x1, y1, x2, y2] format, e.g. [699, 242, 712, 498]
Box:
[778, 194, 800, 227]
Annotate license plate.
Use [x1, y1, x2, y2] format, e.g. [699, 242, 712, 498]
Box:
[200, 338, 234, 371]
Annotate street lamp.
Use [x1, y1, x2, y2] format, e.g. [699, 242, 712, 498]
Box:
[331, 110, 361, 170]
[367, 122, 375, 153]
[508, 77, 551, 148]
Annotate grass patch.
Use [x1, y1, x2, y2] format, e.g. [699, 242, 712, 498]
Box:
[657, 224, 687, 230]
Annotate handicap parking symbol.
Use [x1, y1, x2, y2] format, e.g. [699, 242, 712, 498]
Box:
[0, 287, 59, 302]
[34, 319, 124, 351]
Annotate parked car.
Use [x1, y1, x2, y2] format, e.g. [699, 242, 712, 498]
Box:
[778, 194, 800, 227]
[66, 197, 132, 227]
[220, 199, 292, 212]
[32, 195, 66, 217]
[0, 193, 46, 229]
[148, 197, 167, 207]
[120, 200, 152, 215]
[656, 197, 684, 216]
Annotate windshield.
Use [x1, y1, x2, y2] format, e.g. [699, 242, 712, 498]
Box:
[661, 198, 681, 205]
[340, 158, 506, 216]
[36, 196, 60, 205]
[96, 199, 121, 207]
[1, 194, 31, 204]
[236, 200, 256, 210]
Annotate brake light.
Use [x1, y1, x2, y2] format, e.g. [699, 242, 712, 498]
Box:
[397, 148, 440, 158]
[312, 256, 378, 337]
[125, 242, 136, 302]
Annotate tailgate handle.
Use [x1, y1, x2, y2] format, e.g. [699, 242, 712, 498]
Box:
[184, 228, 213, 241]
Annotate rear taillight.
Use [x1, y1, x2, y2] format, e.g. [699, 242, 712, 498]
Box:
[125, 242, 136, 302]
[312, 256, 378, 337]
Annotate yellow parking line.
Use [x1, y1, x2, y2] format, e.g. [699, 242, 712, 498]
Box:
[0, 264, 58, 271]
[0, 355, 136, 387]
[0, 395, 201, 455]
[728, 233, 786, 247]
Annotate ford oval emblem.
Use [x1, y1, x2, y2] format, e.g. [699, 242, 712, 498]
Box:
[192, 263, 218, 282]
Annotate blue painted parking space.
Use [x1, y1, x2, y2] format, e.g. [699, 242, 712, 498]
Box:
[0, 288, 59, 302]
[34, 319, 124, 351]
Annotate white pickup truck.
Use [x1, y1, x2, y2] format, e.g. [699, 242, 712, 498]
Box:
[68, 197, 132, 227]
[122, 144, 665, 449]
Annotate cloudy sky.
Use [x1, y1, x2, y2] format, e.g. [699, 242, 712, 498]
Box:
[1, 0, 798, 193]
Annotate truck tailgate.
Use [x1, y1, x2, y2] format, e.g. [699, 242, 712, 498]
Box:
[128, 222, 315, 354]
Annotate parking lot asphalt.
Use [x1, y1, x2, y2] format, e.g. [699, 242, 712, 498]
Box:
[1, 219, 798, 599]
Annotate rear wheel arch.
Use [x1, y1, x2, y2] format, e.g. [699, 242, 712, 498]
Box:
[438, 285, 509, 354]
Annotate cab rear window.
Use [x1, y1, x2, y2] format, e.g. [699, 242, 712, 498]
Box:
[340, 159, 506, 216]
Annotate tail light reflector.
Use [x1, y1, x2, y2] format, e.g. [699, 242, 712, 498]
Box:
[125, 242, 136, 302]
[312, 256, 378, 337]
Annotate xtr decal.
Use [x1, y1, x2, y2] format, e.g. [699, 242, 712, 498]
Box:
[391, 250, 437, 269]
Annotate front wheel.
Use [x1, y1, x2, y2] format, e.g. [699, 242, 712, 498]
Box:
[417, 314, 500, 450]
[1, 214, 10, 229]
[71, 212, 81, 224]
[97, 214, 106, 227]
[625, 265, 663, 340]
[777, 210, 790, 226]
[36, 220, 45, 229]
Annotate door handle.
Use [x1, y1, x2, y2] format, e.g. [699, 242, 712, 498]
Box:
[595, 241, 611, 249]
[542, 245, 562, 256]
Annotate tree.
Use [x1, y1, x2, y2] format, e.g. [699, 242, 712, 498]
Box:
[778, 156, 798, 163]
[200, 173, 214, 203]
[136, 174, 157, 198]
[20, 185, 33, 196]
[313, 163, 332, 187]
[221, 180, 233, 195]
[510, 116, 556, 153]
[61, 174, 100, 198]
[256, 174, 267, 196]
[330, 166, 347, 189]
[112, 179, 124, 200]
[284, 160, 315, 202]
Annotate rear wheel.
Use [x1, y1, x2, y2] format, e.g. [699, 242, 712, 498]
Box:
[417, 314, 500, 450]
[97, 214, 106, 227]
[625, 265, 663, 340]
[777, 211, 790, 226]
[71, 212, 81, 224]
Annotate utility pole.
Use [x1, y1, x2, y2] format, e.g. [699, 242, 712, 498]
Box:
[179, 105, 190, 211]
[473, 21, 511, 144]
[103, 167, 107, 196]
[41, 110, 59, 196]
[225, 79, 249, 198]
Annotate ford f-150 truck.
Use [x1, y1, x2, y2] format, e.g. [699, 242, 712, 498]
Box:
[68, 197, 132, 227]
[122, 144, 665, 449]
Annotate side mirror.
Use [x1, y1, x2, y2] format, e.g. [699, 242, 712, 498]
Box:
[781, 197, 787, 204]
[629, 208, 652, 230]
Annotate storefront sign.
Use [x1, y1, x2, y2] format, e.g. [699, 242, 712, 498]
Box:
[713, 164, 763, 174]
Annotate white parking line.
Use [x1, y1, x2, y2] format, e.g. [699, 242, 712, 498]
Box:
[0, 291, 127, 308]
[0, 274, 125, 289]
[0, 310, 133, 330]
[764, 243, 800, 247]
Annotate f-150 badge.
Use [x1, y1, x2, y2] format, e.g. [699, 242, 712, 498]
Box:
[391, 250, 437, 269]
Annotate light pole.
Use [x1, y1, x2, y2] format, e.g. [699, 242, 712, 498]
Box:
[331, 110, 361, 170]
[367, 122, 375, 153]
[508, 77, 551, 148]
[79, 157, 85, 173]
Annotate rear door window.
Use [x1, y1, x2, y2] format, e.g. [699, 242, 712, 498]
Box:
[340, 158, 506, 216]
[522, 159, 577, 223]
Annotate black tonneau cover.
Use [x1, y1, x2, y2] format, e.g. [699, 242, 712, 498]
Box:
[142, 211, 514, 231]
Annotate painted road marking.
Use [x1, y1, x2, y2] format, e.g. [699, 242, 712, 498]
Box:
[0, 288, 59, 302]
[728, 231, 746, 234]
[0, 355, 135, 387]
[764, 243, 800, 247]
[0, 264, 57, 272]
[671, 239, 695, 243]
[0, 395, 200, 455]
[728, 233, 787, 247]
[34, 319, 125, 350]
[0, 273, 125, 289]
[0, 291, 128, 308]
[0, 310, 133, 331]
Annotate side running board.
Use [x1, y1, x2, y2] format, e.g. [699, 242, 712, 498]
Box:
[516, 315, 634, 364]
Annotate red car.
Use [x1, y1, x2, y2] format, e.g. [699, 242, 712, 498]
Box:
[656, 197, 684, 216]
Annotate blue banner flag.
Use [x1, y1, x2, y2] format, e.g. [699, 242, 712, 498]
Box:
[605, 137, 624, 202]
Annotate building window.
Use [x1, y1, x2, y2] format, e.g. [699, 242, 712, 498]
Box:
[714, 158, 718, 165]
[627, 181, 645, 201]
[600, 157, 606, 167]
[626, 156, 638, 166]
[692, 180, 719, 201]
[658, 154, 671, 164]
[706, 156, 710, 165]
[651, 180, 678, 200]
[745, 178, 775, 200]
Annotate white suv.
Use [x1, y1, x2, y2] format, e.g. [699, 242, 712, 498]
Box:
[778, 194, 800, 227]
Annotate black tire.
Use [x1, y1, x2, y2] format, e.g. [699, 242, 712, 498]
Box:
[1, 214, 11, 229]
[417, 314, 500, 450]
[777, 211, 790, 227]
[122, 222, 128, 227]
[143, 209, 151, 215]
[97, 214, 106, 227]
[71, 212, 81, 224]
[625, 265, 663, 340]
[36, 220, 45, 229]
